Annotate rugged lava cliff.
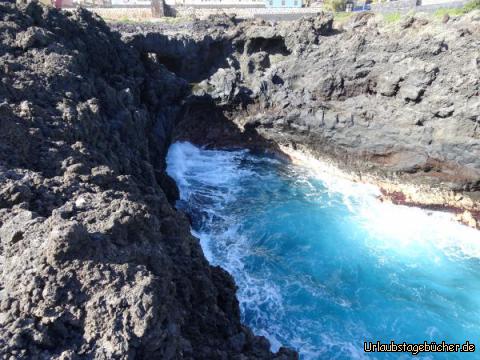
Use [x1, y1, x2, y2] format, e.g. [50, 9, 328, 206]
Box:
[0, 3, 296, 359]
[1, 2, 480, 359]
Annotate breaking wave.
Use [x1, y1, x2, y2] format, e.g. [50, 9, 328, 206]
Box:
[167, 141, 480, 360]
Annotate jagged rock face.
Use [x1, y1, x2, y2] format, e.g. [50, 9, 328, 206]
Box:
[121, 12, 480, 222]
[0, 3, 297, 359]
[240, 13, 480, 206]
[112, 14, 333, 84]
[272, 15, 479, 185]
[193, 13, 480, 191]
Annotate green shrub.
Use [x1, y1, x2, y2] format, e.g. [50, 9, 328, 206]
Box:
[333, 11, 355, 22]
[433, 7, 464, 17]
[383, 12, 401, 23]
[463, 0, 480, 12]
[432, 0, 479, 19]
[324, 0, 347, 12]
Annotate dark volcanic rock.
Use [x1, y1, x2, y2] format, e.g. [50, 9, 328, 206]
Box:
[0, 2, 297, 359]
[3, 4, 480, 359]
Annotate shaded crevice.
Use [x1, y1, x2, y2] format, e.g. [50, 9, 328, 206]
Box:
[155, 54, 183, 74]
[246, 37, 291, 56]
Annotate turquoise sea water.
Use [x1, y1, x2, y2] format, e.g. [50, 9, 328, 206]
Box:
[166, 142, 480, 360]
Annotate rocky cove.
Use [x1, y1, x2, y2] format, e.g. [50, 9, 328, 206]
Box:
[114, 11, 480, 228]
[0, 2, 479, 359]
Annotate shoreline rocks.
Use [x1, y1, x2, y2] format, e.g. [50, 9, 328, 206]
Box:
[280, 144, 480, 229]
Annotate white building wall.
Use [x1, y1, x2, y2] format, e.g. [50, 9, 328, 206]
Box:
[108, 0, 265, 6]
[111, 0, 151, 5]
[166, 0, 264, 5]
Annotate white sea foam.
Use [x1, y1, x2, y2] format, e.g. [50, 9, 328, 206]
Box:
[281, 145, 480, 261]
[167, 142, 289, 350]
[166, 141, 480, 359]
[166, 141, 251, 202]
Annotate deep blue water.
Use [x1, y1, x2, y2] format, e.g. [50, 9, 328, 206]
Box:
[166, 142, 480, 360]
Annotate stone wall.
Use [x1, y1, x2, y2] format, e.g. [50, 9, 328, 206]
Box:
[417, 0, 468, 11]
[174, 6, 322, 19]
[88, 5, 323, 20]
[88, 6, 154, 19]
[370, 0, 418, 13]
[370, 0, 469, 13]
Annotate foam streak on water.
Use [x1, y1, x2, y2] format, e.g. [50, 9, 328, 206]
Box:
[166, 142, 480, 360]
